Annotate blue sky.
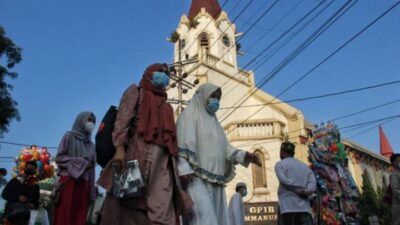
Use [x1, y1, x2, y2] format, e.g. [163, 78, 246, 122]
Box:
[0, 0, 399, 175]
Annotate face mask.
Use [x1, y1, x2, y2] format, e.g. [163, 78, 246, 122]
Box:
[152, 71, 170, 88]
[85, 122, 95, 133]
[240, 189, 247, 197]
[206, 98, 220, 115]
[24, 169, 36, 176]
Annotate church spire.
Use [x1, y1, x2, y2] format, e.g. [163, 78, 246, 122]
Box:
[188, 0, 221, 20]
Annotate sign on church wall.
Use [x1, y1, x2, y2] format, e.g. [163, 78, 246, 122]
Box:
[244, 202, 278, 225]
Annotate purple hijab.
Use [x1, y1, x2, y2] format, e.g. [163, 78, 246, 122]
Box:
[55, 111, 97, 200]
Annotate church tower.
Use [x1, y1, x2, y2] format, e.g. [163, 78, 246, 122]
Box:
[174, 0, 254, 111]
[169, 0, 310, 209]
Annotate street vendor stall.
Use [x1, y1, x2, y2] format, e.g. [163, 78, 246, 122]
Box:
[12, 145, 55, 225]
[308, 123, 360, 225]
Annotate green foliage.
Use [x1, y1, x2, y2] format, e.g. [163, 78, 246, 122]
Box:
[189, 19, 199, 28]
[377, 186, 391, 225]
[169, 31, 180, 43]
[0, 26, 22, 136]
[359, 172, 391, 225]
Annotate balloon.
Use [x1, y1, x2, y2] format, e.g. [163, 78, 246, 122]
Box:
[40, 154, 47, 163]
[32, 150, 39, 160]
[337, 143, 345, 151]
[19, 154, 24, 161]
[330, 144, 338, 152]
[36, 161, 43, 170]
[43, 164, 50, 172]
[45, 153, 50, 161]
[23, 153, 32, 162]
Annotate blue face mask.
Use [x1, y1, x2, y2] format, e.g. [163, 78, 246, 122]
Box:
[206, 98, 220, 115]
[151, 71, 170, 88]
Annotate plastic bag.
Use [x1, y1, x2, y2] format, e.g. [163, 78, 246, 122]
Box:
[112, 160, 144, 199]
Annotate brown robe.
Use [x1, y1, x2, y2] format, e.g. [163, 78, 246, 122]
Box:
[97, 84, 193, 225]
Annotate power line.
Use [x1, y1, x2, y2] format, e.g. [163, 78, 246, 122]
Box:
[219, 0, 327, 91]
[243, 0, 304, 53]
[0, 141, 57, 150]
[340, 114, 400, 130]
[221, 0, 335, 101]
[232, 115, 399, 148]
[221, 0, 357, 122]
[331, 98, 400, 121]
[343, 118, 397, 140]
[219, 80, 400, 109]
[223, 0, 400, 132]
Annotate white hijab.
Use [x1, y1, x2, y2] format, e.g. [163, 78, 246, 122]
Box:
[177, 83, 237, 185]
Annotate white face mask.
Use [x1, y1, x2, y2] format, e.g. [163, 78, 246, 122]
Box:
[85, 122, 95, 133]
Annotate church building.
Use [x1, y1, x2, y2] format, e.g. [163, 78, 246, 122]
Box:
[167, 1, 393, 224]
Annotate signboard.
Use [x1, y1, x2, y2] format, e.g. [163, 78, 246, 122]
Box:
[244, 202, 279, 225]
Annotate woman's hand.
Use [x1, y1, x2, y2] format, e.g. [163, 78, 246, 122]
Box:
[244, 153, 262, 167]
[112, 146, 126, 172]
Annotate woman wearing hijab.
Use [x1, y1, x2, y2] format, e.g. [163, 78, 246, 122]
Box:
[177, 83, 261, 225]
[97, 63, 192, 225]
[54, 111, 96, 225]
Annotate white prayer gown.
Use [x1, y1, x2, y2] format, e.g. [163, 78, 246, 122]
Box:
[229, 193, 245, 225]
[177, 83, 248, 225]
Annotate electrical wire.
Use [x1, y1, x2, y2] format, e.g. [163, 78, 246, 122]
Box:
[219, 0, 327, 90]
[0, 141, 57, 149]
[223, 0, 400, 133]
[220, 0, 336, 101]
[219, 80, 400, 109]
[221, 0, 357, 122]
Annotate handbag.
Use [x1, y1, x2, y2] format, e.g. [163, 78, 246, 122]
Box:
[111, 160, 144, 199]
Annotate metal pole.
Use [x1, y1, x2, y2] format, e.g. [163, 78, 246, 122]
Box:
[177, 38, 183, 115]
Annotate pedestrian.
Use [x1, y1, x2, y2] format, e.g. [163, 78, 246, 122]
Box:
[390, 153, 400, 225]
[2, 161, 40, 211]
[97, 63, 193, 225]
[275, 141, 316, 225]
[177, 83, 261, 225]
[53, 111, 97, 225]
[229, 182, 247, 225]
[0, 168, 8, 212]
[3, 202, 30, 225]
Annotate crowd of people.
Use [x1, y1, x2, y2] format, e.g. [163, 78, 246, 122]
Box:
[0, 63, 399, 225]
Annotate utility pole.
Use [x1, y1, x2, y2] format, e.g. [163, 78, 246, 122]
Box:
[167, 31, 199, 115]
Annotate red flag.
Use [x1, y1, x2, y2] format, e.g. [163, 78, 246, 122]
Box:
[380, 126, 394, 158]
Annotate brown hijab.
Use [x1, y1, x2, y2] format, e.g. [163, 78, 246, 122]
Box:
[137, 63, 178, 156]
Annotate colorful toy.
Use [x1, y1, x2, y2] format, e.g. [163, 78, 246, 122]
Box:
[309, 123, 360, 225]
[14, 145, 54, 180]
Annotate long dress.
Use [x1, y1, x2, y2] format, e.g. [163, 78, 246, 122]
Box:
[229, 193, 245, 225]
[177, 83, 249, 225]
[97, 84, 192, 225]
[54, 120, 97, 225]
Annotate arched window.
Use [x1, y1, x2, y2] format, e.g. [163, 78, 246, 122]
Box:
[199, 33, 209, 52]
[252, 150, 267, 188]
[222, 35, 230, 47]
